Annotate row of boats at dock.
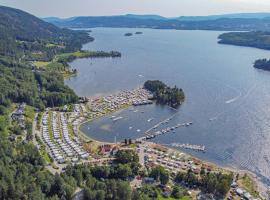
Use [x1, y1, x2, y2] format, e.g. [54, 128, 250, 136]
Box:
[171, 143, 206, 152]
[138, 122, 193, 141]
[132, 100, 153, 106]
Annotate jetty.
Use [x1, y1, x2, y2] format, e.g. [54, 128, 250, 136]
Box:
[136, 120, 193, 142]
[171, 143, 206, 152]
[144, 113, 179, 135]
[133, 100, 153, 106]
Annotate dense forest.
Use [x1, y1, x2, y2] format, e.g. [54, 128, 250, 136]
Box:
[218, 31, 270, 50]
[175, 169, 233, 197]
[144, 80, 185, 108]
[0, 5, 94, 110]
[0, 6, 93, 60]
[0, 136, 142, 200]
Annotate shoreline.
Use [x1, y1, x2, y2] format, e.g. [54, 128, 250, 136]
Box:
[76, 100, 268, 199]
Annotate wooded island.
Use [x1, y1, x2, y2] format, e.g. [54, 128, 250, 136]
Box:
[144, 80, 185, 108]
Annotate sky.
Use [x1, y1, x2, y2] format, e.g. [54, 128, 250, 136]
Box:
[1, 0, 270, 18]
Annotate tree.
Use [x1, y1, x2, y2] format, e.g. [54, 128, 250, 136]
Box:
[95, 190, 105, 200]
[113, 164, 132, 180]
[91, 166, 110, 179]
[171, 186, 185, 199]
[149, 166, 169, 185]
[115, 150, 139, 164]
[116, 181, 132, 200]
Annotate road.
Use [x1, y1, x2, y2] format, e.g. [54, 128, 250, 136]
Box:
[32, 113, 39, 146]
[138, 143, 146, 167]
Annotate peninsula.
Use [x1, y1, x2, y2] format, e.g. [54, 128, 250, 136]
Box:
[218, 31, 270, 51]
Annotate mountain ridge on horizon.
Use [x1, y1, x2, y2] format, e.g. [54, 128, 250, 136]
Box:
[43, 12, 270, 22]
[43, 12, 270, 31]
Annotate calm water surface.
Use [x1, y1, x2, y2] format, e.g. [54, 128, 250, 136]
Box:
[65, 28, 270, 184]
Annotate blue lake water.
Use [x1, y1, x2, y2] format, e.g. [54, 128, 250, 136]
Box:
[65, 28, 270, 184]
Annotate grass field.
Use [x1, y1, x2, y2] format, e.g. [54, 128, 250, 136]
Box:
[239, 174, 260, 198]
[33, 61, 50, 68]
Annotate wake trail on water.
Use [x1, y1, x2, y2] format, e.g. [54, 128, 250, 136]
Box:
[209, 82, 257, 121]
[225, 92, 242, 104]
[221, 82, 243, 104]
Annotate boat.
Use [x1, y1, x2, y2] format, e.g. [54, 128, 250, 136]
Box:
[137, 129, 141, 132]
[147, 118, 154, 122]
[113, 116, 123, 121]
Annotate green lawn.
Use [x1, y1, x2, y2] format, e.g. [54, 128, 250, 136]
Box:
[33, 61, 50, 68]
[240, 174, 260, 198]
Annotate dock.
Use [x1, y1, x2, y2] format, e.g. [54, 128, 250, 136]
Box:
[136, 120, 193, 142]
[171, 143, 206, 152]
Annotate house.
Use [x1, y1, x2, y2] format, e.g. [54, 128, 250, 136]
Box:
[236, 188, 244, 196]
[243, 192, 252, 200]
[100, 144, 113, 154]
[111, 146, 119, 156]
[143, 177, 155, 184]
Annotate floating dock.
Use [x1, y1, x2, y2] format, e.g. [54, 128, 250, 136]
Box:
[171, 143, 206, 152]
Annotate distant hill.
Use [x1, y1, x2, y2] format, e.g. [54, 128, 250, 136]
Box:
[0, 6, 92, 58]
[125, 14, 167, 20]
[175, 13, 270, 21]
[44, 14, 270, 31]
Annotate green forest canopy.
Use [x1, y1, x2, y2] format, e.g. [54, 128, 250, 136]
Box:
[144, 80, 185, 108]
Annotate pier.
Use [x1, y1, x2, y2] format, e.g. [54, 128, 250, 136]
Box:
[136, 116, 193, 142]
[170, 143, 206, 152]
[144, 112, 180, 135]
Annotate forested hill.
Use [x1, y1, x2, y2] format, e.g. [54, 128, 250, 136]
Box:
[218, 31, 270, 51]
[0, 6, 92, 59]
[0, 6, 93, 109]
[45, 14, 270, 31]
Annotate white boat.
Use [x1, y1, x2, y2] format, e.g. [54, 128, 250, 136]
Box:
[113, 116, 123, 121]
[147, 118, 154, 122]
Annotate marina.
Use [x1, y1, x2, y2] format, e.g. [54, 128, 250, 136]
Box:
[67, 28, 270, 187]
[136, 121, 194, 141]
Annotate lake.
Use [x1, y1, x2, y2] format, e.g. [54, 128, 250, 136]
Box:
[65, 28, 270, 184]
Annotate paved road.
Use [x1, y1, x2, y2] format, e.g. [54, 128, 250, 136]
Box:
[138, 143, 145, 167]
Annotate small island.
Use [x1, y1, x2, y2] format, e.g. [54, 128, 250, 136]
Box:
[254, 58, 270, 70]
[124, 33, 133, 36]
[144, 80, 185, 108]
